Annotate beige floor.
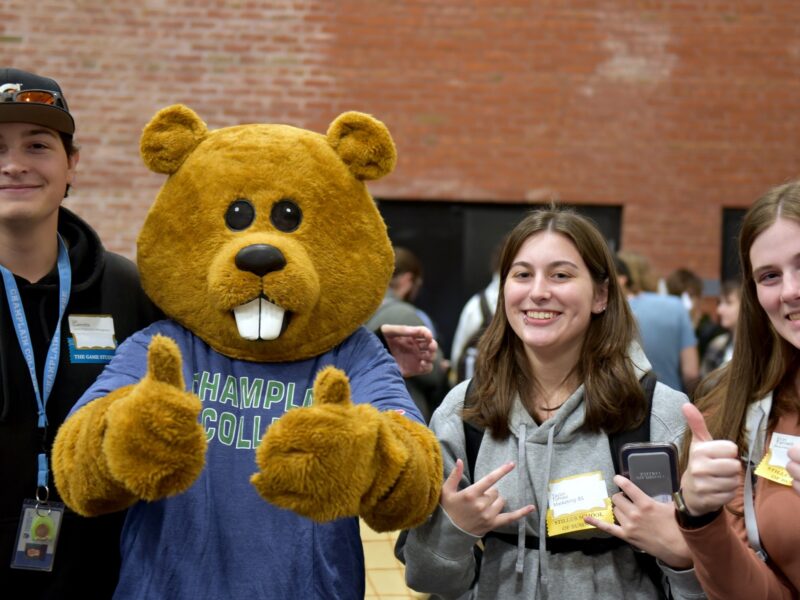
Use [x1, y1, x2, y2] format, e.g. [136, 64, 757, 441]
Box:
[361, 519, 429, 599]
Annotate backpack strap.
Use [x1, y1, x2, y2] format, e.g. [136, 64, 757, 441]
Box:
[608, 370, 657, 474]
[608, 370, 667, 600]
[477, 289, 492, 325]
[462, 378, 484, 483]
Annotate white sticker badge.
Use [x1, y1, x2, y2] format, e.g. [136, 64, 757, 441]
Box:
[755, 433, 800, 486]
[68, 315, 116, 348]
[768, 433, 800, 468]
[67, 315, 117, 364]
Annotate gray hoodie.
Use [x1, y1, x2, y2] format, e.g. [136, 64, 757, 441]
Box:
[401, 349, 706, 599]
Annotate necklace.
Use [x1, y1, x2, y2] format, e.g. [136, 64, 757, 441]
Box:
[539, 402, 565, 412]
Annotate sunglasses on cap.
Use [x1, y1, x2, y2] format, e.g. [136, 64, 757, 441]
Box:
[0, 83, 65, 108]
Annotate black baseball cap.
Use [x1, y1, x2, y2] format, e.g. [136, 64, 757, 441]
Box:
[0, 67, 74, 135]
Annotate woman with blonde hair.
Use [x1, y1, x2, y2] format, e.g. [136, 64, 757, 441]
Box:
[678, 181, 800, 598]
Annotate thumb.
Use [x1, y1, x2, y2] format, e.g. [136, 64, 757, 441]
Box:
[789, 443, 800, 463]
[145, 335, 185, 389]
[682, 402, 713, 443]
[442, 459, 464, 495]
[312, 366, 351, 406]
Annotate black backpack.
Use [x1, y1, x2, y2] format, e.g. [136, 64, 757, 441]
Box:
[459, 371, 669, 598]
[455, 290, 492, 383]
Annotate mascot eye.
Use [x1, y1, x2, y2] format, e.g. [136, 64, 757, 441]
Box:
[270, 199, 302, 232]
[225, 199, 255, 231]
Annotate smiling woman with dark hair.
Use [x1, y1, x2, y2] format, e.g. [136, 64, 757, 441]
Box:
[398, 207, 704, 599]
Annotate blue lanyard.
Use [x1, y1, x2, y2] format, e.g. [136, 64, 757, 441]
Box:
[0, 235, 71, 490]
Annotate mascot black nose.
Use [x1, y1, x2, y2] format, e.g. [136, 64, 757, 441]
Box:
[235, 244, 287, 277]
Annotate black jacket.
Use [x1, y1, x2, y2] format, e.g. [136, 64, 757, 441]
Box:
[0, 207, 161, 599]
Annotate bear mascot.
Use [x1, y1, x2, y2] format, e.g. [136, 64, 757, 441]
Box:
[52, 105, 443, 599]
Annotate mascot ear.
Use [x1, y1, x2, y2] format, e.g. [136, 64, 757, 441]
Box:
[140, 104, 208, 174]
[327, 111, 397, 181]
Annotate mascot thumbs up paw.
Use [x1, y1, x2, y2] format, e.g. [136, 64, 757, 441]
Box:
[52, 104, 442, 600]
[53, 335, 207, 515]
[253, 365, 441, 531]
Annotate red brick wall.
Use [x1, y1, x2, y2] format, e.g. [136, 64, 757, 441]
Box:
[2, 0, 799, 284]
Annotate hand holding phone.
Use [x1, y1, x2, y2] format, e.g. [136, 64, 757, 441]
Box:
[584, 442, 691, 567]
[620, 442, 679, 504]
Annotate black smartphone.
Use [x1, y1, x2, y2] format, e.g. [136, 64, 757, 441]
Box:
[619, 442, 679, 503]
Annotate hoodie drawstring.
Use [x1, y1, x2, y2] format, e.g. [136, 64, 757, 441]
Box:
[515, 423, 527, 574]
[537, 425, 556, 598]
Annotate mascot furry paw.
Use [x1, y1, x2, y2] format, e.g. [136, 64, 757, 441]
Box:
[52, 105, 442, 599]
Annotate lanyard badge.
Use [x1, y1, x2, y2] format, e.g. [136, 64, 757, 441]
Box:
[10, 499, 65, 571]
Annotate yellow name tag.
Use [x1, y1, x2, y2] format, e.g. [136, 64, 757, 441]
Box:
[546, 471, 614, 537]
[754, 451, 792, 486]
[754, 433, 800, 486]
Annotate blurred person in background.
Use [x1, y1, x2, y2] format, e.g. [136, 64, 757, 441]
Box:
[368, 246, 449, 421]
[666, 268, 726, 361]
[619, 250, 699, 395]
[700, 278, 741, 378]
[450, 239, 504, 385]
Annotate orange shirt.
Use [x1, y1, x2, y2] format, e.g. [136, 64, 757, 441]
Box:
[681, 412, 800, 600]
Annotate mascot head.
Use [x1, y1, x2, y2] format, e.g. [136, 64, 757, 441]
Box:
[137, 105, 396, 362]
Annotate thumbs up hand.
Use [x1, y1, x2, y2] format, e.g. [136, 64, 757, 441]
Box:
[788, 443, 800, 496]
[679, 403, 742, 516]
[103, 335, 207, 501]
[252, 365, 443, 531]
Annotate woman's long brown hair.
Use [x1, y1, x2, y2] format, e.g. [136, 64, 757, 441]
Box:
[463, 207, 646, 439]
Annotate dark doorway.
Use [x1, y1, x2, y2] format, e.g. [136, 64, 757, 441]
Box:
[721, 208, 746, 283]
[376, 200, 622, 357]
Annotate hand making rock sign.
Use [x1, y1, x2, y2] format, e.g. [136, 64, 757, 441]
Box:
[440, 459, 535, 537]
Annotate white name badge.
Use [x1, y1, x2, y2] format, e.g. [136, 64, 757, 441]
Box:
[768, 433, 800, 468]
[546, 471, 613, 536]
[549, 471, 608, 517]
[68, 314, 116, 349]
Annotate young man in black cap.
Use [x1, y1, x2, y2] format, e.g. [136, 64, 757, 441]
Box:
[0, 67, 160, 598]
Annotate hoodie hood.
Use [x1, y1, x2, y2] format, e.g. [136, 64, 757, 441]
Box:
[628, 340, 652, 380]
[58, 206, 106, 292]
[31, 207, 106, 293]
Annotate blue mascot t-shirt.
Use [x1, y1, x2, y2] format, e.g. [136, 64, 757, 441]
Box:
[70, 320, 422, 600]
